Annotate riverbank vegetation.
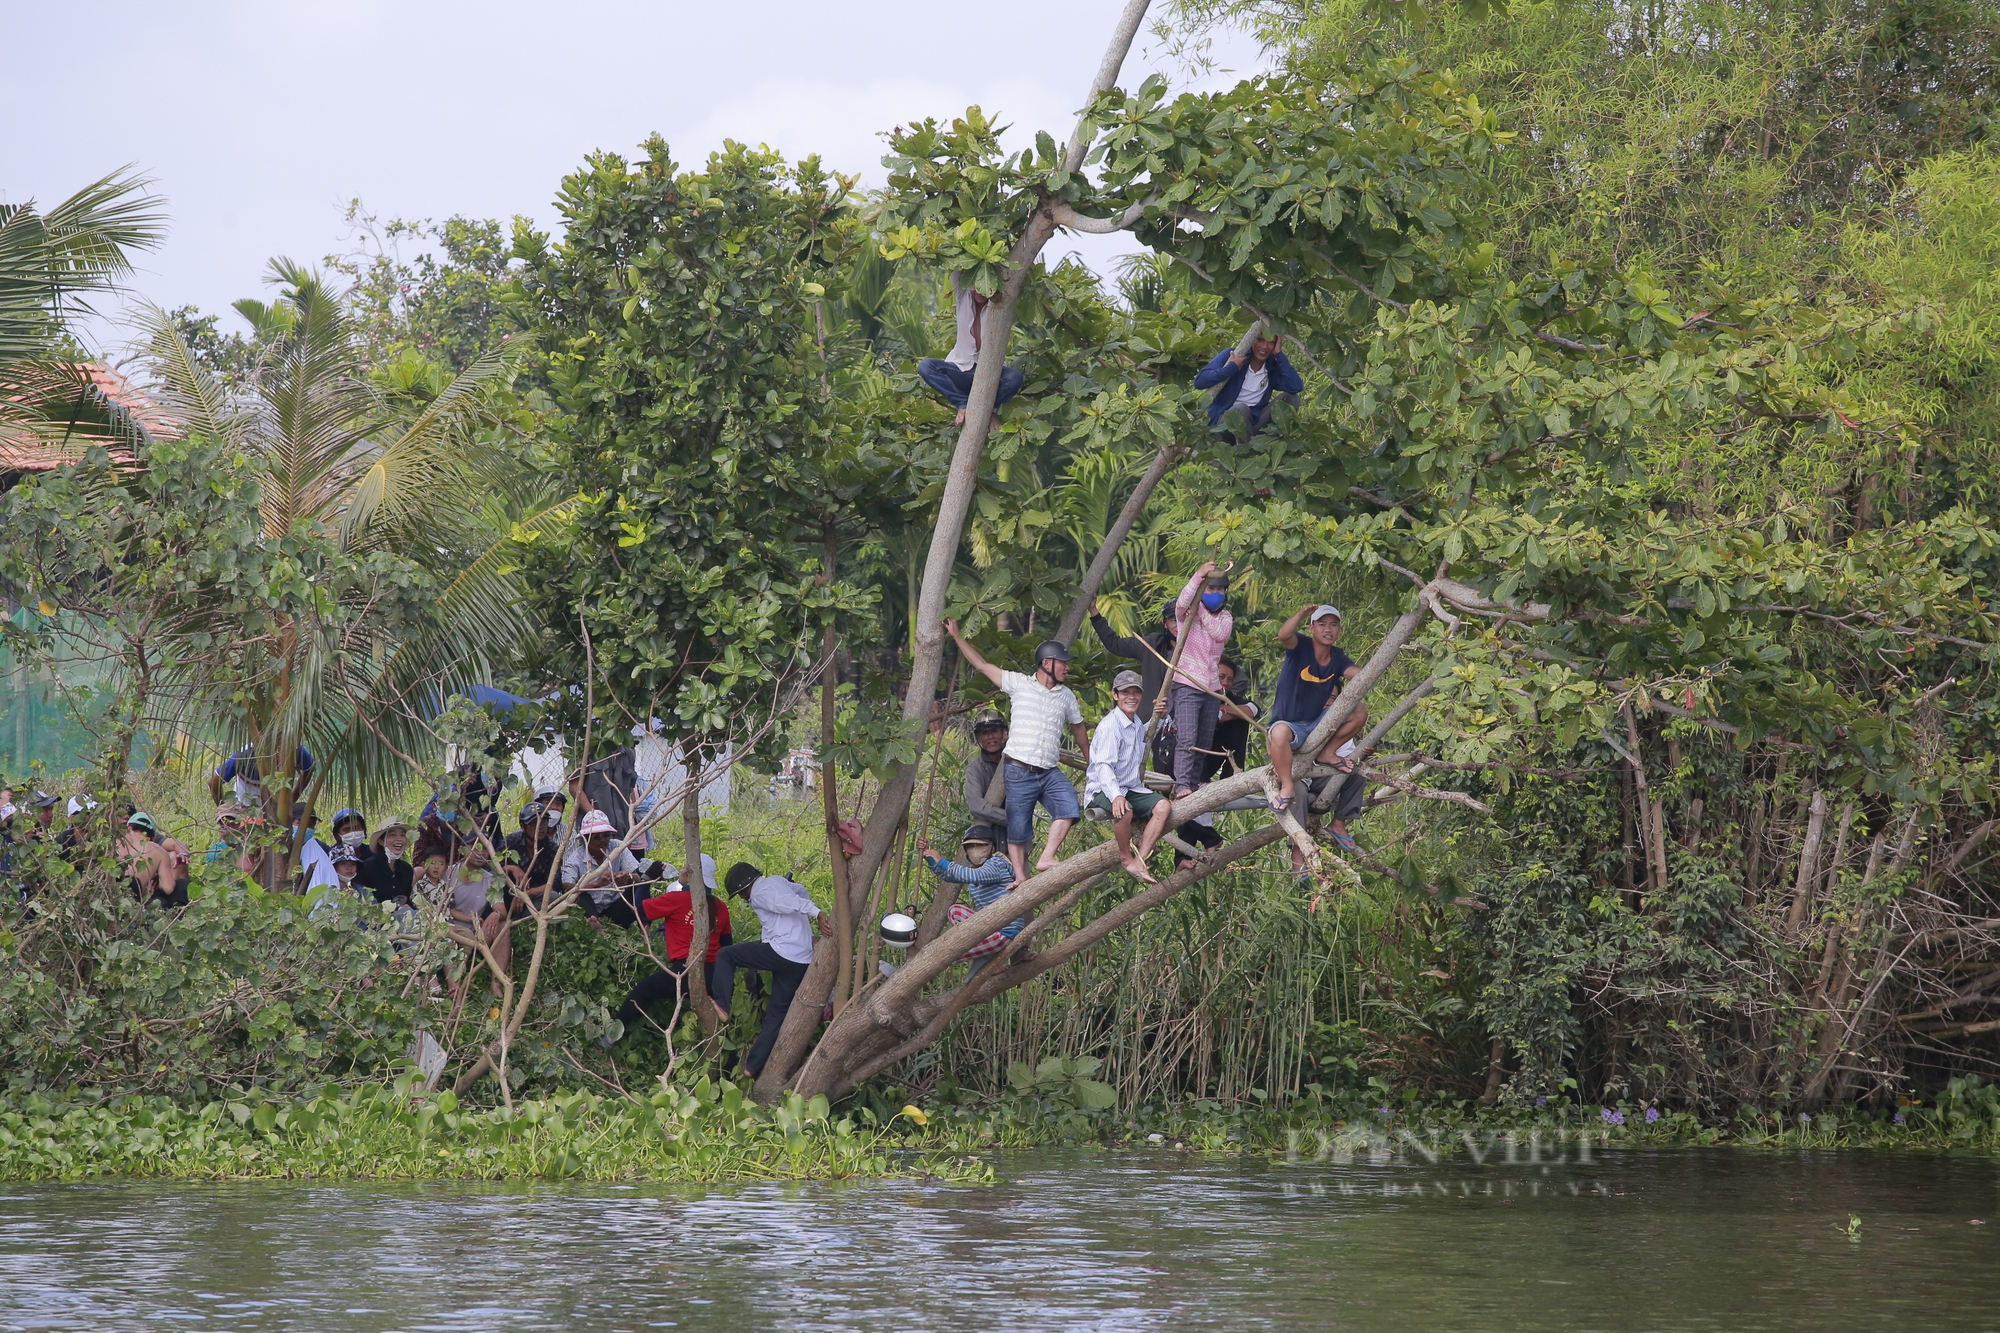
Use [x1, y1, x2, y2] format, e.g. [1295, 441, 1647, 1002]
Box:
[6, 0, 2000, 1181]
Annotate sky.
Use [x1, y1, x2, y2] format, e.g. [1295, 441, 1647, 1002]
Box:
[2, 1, 1269, 351]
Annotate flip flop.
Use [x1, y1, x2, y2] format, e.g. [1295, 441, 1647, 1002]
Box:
[1267, 794, 1293, 814]
[1330, 831, 1358, 855]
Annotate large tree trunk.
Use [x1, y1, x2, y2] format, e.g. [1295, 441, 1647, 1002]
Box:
[748, 0, 1157, 1099]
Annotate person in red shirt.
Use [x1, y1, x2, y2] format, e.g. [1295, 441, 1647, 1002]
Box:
[608, 853, 731, 1044]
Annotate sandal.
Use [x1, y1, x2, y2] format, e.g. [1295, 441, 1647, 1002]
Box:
[1266, 794, 1293, 814]
[1330, 831, 1358, 855]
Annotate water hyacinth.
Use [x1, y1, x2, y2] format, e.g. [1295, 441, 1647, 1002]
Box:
[1601, 1108, 1626, 1126]
[1645, 1107, 1660, 1124]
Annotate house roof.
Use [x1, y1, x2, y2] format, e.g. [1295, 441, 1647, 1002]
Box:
[0, 361, 175, 474]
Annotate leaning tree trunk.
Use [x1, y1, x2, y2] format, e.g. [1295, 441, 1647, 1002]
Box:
[779, 582, 1441, 1103]
[749, 0, 1158, 1098]
[684, 754, 714, 1031]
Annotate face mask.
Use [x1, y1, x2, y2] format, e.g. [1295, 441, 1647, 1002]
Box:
[1201, 591, 1226, 612]
[545, 809, 561, 828]
[340, 831, 365, 847]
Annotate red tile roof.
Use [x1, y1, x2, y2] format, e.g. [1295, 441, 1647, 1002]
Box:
[0, 361, 175, 473]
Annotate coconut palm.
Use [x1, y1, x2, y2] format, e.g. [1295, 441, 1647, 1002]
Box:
[137, 259, 563, 823]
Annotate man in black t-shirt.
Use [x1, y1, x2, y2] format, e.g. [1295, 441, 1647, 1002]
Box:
[1267, 604, 1366, 832]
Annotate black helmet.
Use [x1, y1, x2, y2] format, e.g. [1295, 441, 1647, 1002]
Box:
[1034, 639, 1072, 666]
[962, 824, 1000, 847]
[972, 708, 1008, 733]
[1160, 600, 1179, 631]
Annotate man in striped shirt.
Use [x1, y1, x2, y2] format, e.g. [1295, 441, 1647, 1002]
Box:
[946, 621, 1089, 882]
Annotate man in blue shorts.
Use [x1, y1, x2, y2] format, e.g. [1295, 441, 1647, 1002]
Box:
[945, 621, 1089, 882]
[1267, 604, 1368, 851]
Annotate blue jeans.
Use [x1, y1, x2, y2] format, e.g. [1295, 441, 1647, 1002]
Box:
[917, 358, 1026, 411]
[1003, 760, 1080, 849]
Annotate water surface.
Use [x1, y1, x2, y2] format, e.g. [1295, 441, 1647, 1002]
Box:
[3, 1146, 1996, 1331]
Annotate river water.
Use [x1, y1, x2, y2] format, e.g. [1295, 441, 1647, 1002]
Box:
[3, 1146, 1997, 1331]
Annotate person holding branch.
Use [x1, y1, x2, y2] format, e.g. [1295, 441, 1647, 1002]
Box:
[945, 622, 1088, 882]
[1193, 327, 1303, 440]
[1167, 561, 1235, 800]
[1267, 603, 1369, 855]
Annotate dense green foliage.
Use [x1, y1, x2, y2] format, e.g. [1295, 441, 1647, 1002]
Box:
[12, 0, 2000, 1171]
[0, 1072, 979, 1182]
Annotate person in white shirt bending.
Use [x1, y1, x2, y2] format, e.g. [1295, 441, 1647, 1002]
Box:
[713, 861, 832, 1078]
[946, 622, 1090, 882]
[916, 275, 1027, 428]
[1085, 670, 1174, 883]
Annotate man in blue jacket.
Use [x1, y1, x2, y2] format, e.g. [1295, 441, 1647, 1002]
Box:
[1192, 331, 1304, 440]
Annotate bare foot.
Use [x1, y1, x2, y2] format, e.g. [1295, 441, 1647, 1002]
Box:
[711, 1000, 731, 1027]
[990, 412, 1002, 431]
[954, 408, 967, 426]
[1035, 854, 1064, 872]
[1122, 856, 1158, 884]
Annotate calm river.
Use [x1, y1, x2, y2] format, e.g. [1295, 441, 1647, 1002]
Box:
[3, 1147, 1997, 1330]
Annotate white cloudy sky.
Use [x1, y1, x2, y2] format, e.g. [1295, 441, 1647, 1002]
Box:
[3, 1, 1269, 348]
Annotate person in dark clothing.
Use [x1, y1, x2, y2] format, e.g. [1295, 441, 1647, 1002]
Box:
[1192, 332, 1304, 440]
[963, 709, 1009, 831]
[576, 746, 640, 839]
[1198, 659, 1262, 784]
[611, 854, 732, 1042]
[1268, 603, 1368, 862]
[501, 801, 559, 910]
[712, 861, 830, 1078]
[359, 816, 414, 905]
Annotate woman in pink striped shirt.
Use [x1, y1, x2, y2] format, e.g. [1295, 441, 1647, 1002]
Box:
[1169, 561, 1234, 798]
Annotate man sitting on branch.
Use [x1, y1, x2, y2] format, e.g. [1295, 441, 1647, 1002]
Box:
[1085, 670, 1173, 882]
[916, 276, 1026, 429]
[945, 622, 1087, 881]
[1193, 330, 1303, 441]
[1267, 603, 1368, 857]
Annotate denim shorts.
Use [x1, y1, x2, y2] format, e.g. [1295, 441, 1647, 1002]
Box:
[1003, 760, 1081, 847]
[1269, 712, 1330, 746]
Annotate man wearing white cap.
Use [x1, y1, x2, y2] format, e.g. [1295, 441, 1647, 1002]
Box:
[1084, 670, 1173, 882]
[1267, 603, 1368, 854]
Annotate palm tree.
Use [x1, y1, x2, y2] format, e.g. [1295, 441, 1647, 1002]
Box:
[138, 260, 564, 833]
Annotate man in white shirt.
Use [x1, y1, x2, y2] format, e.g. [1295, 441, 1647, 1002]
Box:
[559, 809, 643, 926]
[1085, 670, 1174, 883]
[915, 275, 1028, 428]
[713, 861, 832, 1077]
[945, 622, 1090, 881]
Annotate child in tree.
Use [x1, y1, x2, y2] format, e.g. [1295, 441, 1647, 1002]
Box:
[918, 824, 1034, 966]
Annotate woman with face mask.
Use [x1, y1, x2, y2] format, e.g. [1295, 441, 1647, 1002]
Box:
[1167, 561, 1237, 799]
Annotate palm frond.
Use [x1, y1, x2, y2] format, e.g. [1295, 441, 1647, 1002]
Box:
[341, 339, 527, 550]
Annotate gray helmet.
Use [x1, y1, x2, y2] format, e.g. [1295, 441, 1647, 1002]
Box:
[972, 709, 1008, 733]
[962, 824, 1000, 847]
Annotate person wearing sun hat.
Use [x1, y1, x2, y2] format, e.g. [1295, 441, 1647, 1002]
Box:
[559, 809, 643, 926]
[360, 816, 415, 905]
